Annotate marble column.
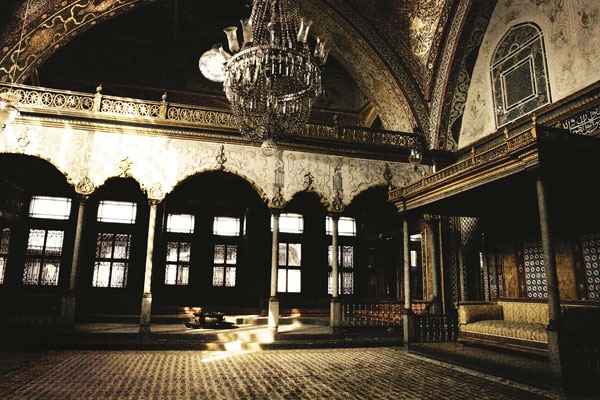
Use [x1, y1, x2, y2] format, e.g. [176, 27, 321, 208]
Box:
[425, 215, 442, 315]
[402, 215, 413, 344]
[536, 176, 564, 383]
[330, 213, 342, 328]
[268, 210, 280, 330]
[61, 195, 88, 328]
[139, 200, 159, 335]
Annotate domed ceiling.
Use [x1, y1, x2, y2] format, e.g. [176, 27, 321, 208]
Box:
[0, 0, 496, 151]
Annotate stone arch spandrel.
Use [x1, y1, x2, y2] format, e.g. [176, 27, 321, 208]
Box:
[0, 152, 77, 197]
[0, 123, 85, 193]
[0, 121, 274, 203]
[282, 150, 409, 209]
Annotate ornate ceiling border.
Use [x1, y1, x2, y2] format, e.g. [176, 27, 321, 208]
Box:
[432, 0, 497, 151]
[0, 0, 154, 83]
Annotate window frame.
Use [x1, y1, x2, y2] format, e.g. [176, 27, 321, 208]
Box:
[91, 200, 139, 289]
[211, 215, 242, 288]
[22, 195, 74, 287]
[278, 242, 302, 293]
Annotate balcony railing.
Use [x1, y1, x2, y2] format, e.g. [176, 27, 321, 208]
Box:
[1, 83, 422, 150]
[388, 122, 591, 204]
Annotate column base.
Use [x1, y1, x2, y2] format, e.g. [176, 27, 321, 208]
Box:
[268, 297, 279, 330]
[403, 309, 414, 345]
[330, 298, 342, 327]
[61, 294, 77, 329]
[139, 293, 152, 335]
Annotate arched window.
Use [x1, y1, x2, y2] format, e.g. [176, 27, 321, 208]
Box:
[491, 22, 550, 127]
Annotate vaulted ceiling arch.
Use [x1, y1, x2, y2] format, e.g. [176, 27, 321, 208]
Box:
[0, 0, 491, 151]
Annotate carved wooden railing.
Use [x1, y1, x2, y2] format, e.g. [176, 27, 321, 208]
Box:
[342, 302, 404, 326]
[0, 83, 422, 149]
[389, 122, 594, 204]
[413, 313, 459, 342]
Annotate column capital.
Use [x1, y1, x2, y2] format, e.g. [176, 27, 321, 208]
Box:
[75, 176, 95, 197]
[268, 187, 286, 210]
[328, 190, 345, 213]
[148, 198, 161, 207]
[423, 213, 440, 223]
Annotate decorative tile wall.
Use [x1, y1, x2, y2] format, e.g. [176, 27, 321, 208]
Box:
[581, 233, 600, 300]
[523, 241, 547, 299]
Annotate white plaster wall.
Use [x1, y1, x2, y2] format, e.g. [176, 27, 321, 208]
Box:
[0, 121, 415, 209]
[460, 0, 600, 148]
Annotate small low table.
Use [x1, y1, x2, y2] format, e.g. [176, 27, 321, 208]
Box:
[185, 311, 231, 329]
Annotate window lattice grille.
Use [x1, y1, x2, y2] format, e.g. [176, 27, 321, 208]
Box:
[523, 241, 547, 299]
[23, 229, 64, 286]
[581, 233, 600, 300]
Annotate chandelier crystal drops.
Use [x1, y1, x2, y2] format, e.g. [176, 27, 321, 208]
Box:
[201, 0, 329, 143]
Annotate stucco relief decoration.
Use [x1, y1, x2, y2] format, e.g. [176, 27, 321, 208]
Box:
[383, 163, 394, 190]
[346, 159, 376, 199]
[285, 152, 329, 198]
[223, 145, 268, 193]
[145, 182, 164, 201]
[216, 145, 227, 170]
[330, 190, 344, 213]
[119, 157, 132, 178]
[400, 164, 429, 187]
[16, 127, 30, 152]
[76, 176, 95, 195]
[273, 151, 285, 190]
[303, 172, 315, 192]
[270, 186, 286, 209]
[172, 140, 217, 179]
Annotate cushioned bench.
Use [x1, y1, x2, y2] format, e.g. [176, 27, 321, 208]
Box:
[457, 301, 549, 356]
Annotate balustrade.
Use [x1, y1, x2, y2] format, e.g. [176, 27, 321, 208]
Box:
[413, 314, 458, 342]
[0, 83, 421, 151]
[342, 302, 403, 326]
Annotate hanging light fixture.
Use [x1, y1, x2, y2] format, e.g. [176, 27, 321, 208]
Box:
[0, 0, 30, 130]
[199, 0, 329, 143]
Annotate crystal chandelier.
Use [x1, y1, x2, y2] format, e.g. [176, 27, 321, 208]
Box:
[199, 0, 329, 143]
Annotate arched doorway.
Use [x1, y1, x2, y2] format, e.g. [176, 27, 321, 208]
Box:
[153, 170, 269, 314]
[0, 154, 76, 325]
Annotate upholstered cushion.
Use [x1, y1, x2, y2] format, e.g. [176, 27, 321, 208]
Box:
[460, 320, 548, 344]
[458, 303, 503, 325]
[498, 301, 548, 325]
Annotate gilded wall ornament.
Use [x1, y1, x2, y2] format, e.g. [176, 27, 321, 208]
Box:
[331, 190, 345, 213]
[270, 186, 286, 209]
[303, 172, 315, 191]
[383, 163, 394, 189]
[16, 127, 30, 152]
[76, 176, 94, 195]
[119, 157, 132, 177]
[146, 182, 164, 201]
[216, 145, 227, 170]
